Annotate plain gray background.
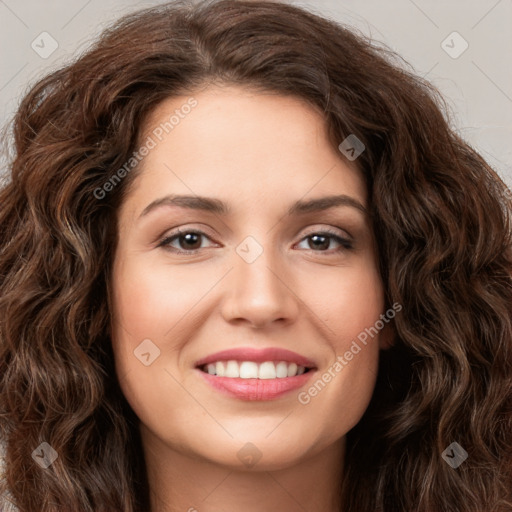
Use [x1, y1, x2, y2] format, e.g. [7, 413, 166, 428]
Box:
[1, 0, 511, 186]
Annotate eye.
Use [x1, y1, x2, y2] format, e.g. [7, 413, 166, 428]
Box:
[157, 229, 216, 254]
[157, 227, 353, 255]
[295, 229, 353, 253]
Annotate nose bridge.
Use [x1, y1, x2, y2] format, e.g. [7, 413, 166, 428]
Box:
[221, 235, 298, 327]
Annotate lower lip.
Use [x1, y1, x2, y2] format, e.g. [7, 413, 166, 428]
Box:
[196, 369, 315, 400]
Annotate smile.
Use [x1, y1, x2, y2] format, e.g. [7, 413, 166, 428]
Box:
[194, 347, 317, 400]
[200, 360, 310, 379]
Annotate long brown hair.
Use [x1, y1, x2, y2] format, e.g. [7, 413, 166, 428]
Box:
[1, 1, 511, 510]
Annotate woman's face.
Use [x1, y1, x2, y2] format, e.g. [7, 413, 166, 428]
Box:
[111, 85, 391, 471]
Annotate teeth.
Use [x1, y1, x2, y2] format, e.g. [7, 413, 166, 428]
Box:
[204, 360, 308, 379]
[287, 362, 298, 377]
[259, 361, 276, 379]
[216, 361, 226, 377]
[225, 360, 239, 378]
[239, 361, 258, 378]
[275, 361, 288, 378]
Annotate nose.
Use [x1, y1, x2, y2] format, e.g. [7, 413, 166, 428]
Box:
[220, 246, 300, 329]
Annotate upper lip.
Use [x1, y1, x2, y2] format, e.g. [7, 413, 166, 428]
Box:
[195, 347, 317, 369]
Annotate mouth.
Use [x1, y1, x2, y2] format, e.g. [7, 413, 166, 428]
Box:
[194, 347, 317, 400]
[198, 360, 313, 379]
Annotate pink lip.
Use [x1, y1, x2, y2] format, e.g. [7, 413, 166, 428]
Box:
[197, 371, 315, 401]
[194, 347, 316, 368]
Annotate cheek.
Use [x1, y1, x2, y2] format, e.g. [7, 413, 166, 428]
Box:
[304, 257, 385, 346]
[111, 256, 210, 343]
[109, 256, 201, 429]
[295, 259, 384, 433]
[109, 254, 225, 399]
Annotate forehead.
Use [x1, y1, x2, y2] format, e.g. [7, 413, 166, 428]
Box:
[125, 85, 366, 216]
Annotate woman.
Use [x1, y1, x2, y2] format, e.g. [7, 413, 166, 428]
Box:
[0, 1, 511, 511]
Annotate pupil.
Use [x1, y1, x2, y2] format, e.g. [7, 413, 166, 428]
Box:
[181, 233, 201, 249]
[310, 234, 329, 250]
[177, 233, 331, 251]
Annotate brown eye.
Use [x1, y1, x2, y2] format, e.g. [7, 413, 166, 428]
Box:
[158, 229, 214, 254]
[296, 230, 353, 253]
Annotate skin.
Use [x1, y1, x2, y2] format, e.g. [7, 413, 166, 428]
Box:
[110, 84, 394, 512]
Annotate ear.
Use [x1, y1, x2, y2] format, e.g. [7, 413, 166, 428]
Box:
[379, 319, 396, 350]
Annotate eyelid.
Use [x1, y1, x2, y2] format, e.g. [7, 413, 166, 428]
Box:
[299, 224, 353, 240]
[155, 223, 216, 244]
[156, 226, 218, 251]
[294, 227, 354, 251]
[157, 224, 351, 243]
[157, 223, 354, 255]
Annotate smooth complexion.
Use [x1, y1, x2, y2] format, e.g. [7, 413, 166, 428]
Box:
[110, 85, 393, 512]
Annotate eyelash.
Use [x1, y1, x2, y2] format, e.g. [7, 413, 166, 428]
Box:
[156, 227, 353, 255]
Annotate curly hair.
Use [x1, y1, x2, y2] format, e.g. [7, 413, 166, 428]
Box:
[1, 1, 511, 511]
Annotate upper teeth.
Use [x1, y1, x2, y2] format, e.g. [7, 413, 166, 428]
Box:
[203, 360, 307, 379]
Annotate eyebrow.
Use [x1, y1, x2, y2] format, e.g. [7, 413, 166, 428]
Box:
[138, 193, 367, 219]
